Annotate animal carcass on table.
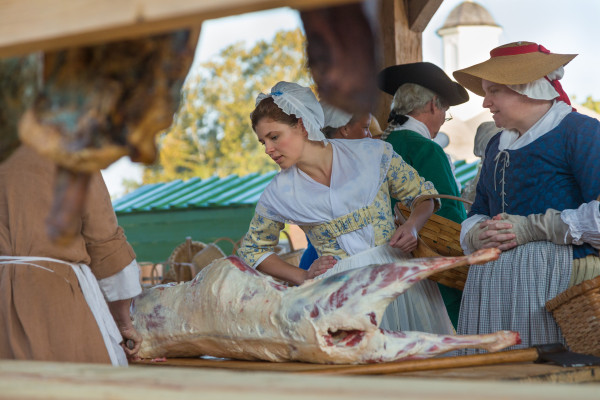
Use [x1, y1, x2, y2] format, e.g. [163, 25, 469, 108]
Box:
[16, 28, 200, 244]
[132, 248, 520, 364]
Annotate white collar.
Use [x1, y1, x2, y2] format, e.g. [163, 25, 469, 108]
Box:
[498, 101, 572, 151]
[399, 115, 432, 140]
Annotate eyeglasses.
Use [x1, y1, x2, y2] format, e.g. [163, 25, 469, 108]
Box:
[444, 112, 453, 122]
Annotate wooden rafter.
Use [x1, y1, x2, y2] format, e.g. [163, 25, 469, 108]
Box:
[407, 0, 443, 33]
[0, 0, 360, 58]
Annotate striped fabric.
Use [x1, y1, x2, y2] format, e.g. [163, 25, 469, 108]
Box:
[456, 241, 572, 355]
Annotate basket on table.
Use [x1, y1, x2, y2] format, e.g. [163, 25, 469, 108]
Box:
[394, 194, 472, 290]
[546, 275, 600, 356]
[162, 237, 236, 283]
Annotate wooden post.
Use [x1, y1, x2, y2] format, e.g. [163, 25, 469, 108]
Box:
[374, 0, 442, 131]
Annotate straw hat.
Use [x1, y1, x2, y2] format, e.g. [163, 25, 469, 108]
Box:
[453, 41, 577, 97]
[378, 62, 469, 106]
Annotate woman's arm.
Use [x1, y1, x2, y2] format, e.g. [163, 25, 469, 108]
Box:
[257, 254, 336, 285]
[389, 198, 434, 253]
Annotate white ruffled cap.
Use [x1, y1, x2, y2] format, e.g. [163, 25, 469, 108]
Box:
[320, 101, 353, 129]
[255, 81, 326, 142]
[507, 66, 563, 100]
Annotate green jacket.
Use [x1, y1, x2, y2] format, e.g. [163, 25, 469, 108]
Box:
[385, 129, 467, 224]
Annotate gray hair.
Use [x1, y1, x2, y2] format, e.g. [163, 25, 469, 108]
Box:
[391, 83, 447, 115]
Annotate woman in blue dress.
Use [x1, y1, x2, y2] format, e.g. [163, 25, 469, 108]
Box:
[452, 41, 600, 352]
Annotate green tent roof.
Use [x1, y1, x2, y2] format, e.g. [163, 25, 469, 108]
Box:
[113, 160, 480, 213]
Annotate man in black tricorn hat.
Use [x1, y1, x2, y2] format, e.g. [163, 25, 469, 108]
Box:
[378, 61, 469, 328]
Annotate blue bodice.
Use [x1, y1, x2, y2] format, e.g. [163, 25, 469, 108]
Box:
[469, 112, 600, 259]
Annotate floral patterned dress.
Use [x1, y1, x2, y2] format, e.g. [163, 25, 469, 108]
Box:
[238, 139, 454, 334]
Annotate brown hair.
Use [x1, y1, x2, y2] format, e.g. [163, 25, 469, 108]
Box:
[250, 97, 299, 131]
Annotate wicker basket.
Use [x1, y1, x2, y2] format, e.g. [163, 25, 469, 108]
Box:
[164, 237, 207, 283]
[546, 275, 600, 356]
[394, 194, 472, 290]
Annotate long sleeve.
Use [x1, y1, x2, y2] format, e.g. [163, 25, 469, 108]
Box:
[82, 173, 136, 280]
[238, 212, 285, 268]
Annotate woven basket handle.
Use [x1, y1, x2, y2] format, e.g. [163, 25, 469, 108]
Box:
[212, 237, 239, 255]
[411, 194, 473, 211]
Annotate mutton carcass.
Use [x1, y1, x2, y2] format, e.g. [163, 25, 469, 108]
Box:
[13, 28, 200, 245]
[132, 248, 520, 364]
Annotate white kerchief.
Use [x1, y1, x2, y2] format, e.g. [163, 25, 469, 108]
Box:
[399, 115, 432, 140]
[498, 101, 572, 151]
[256, 139, 392, 256]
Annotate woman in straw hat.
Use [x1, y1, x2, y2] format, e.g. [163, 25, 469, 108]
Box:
[453, 41, 600, 352]
[238, 81, 455, 335]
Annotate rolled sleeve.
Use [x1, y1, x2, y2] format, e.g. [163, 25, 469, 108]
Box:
[98, 259, 142, 301]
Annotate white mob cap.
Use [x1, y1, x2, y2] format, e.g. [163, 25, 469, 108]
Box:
[255, 81, 326, 142]
[320, 101, 353, 129]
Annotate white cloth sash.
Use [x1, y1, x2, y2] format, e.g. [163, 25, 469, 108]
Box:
[0, 256, 128, 366]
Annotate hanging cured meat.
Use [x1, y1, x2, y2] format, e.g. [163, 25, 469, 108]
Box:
[301, 2, 380, 115]
[132, 248, 520, 364]
[17, 28, 200, 244]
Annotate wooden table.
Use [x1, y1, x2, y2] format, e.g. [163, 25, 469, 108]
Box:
[131, 357, 600, 384]
[1, 359, 599, 400]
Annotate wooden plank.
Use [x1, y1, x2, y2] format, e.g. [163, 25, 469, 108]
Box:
[131, 357, 326, 372]
[131, 357, 600, 384]
[1, 359, 599, 400]
[407, 0, 443, 33]
[393, 363, 600, 384]
[0, 0, 360, 58]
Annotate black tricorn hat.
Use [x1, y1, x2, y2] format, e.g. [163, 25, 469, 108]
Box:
[378, 62, 469, 106]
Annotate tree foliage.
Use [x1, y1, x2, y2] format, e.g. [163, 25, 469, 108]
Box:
[143, 28, 312, 184]
[582, 96, 600, 114]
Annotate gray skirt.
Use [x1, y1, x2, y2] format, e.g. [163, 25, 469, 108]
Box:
[456, 241, 572, 355]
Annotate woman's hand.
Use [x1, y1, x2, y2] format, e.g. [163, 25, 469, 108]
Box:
[119, 324, 143, 358]
[473, 215, 517, 251]
[389, 223, 418, 253]
[390, 198, 434, 253]
[305, 255, 337, 280]
[107, 299, 143, 359]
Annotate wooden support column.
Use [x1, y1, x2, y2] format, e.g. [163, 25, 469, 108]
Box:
[374, 0, 442, 131]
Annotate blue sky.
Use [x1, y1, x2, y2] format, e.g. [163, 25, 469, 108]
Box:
[103, 1, 600, 197]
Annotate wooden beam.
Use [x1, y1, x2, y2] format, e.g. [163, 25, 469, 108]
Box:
[1, 360, 600, 399]
[374, 0, 423, 130]
[407, 0, 443, 33]
[0, 0, 360, 58]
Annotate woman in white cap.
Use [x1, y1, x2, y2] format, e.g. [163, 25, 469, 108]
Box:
[238, 81, 454, 334]
[453, 41, 600, 351]
[320, 101, 372, 140]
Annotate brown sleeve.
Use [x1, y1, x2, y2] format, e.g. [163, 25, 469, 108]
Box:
[82, 172, 135, 280]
